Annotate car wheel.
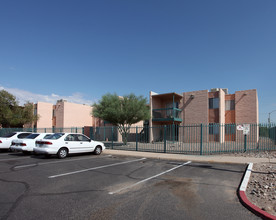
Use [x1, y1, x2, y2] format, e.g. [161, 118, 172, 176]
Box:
[57, 148, 68, 159]
[94, 146, 102, 155]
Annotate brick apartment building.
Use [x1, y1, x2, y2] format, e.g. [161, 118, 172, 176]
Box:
[149, 88, 259, 143]
[30, 88, 258, 143]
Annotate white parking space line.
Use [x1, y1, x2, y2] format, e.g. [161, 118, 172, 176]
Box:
[14, 155, 112, 169]
[0, 156, 32, 162]
[109, 161, 192, 195]
[48, 157, 147, 179]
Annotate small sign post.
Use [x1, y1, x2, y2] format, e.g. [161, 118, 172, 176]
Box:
[243, 124, 250, 152]
[243, 124, 250, 135]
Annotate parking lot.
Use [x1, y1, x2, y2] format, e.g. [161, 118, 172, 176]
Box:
[0, 151, 260, 220]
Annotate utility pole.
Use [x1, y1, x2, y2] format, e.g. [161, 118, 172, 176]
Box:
[268, 110, 276, 126]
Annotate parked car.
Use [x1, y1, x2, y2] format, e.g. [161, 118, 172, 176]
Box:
[0, 132, 32, 150]
[10, 133, 53, 154]
[34, 133, 105, 158]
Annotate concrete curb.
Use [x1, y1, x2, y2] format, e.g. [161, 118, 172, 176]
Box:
[238, 163, 276, 220]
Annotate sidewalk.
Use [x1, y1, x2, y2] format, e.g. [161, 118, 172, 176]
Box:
[104, 149, 276, 164]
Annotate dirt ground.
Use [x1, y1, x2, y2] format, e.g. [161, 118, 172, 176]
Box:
[235, 151, 276, 216]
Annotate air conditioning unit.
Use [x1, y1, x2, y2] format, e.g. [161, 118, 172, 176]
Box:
[210, 88, 220, 92]
[210, 88, 228, 94]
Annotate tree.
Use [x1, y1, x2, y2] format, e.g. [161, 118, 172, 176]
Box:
[92, 93, 150, 145]
[0, 90, 39, 127]
[0, 90, 17, 127]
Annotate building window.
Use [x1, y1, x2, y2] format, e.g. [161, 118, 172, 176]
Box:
[225, 100, 235, 111]
[209, 98, 219, 109]
[209, 123, 220, 134]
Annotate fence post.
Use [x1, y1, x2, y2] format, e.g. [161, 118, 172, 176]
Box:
[90, 127, 93, 140]
[172, 124, 175, 143]
[136, 126, 138, 151]
[112, 126, 114, 149]
[164, 125, 167, 153]
[244, 134, 247, 152]
[200, 124, 203, 155]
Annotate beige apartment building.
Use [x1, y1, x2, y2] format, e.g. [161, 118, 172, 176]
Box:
[33, 99, 143, 142]
[149, 88, 259, 143]
[33, 100, 94, 129]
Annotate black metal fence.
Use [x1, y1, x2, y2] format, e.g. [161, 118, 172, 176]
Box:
[1, 123, 275, 155]
[88, 123, 276, 155]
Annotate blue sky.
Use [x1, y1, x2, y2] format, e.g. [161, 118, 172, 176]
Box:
[0, 0, 275, 123]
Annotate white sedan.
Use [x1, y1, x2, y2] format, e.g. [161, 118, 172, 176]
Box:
[0, 132, 32, 150]
[34, 133, 105, 159]
[10, 133, 53, 154]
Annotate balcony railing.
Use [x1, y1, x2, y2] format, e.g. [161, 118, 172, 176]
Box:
[152, 108, 182, 122]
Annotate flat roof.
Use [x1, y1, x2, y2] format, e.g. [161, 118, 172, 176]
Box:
[151, 92, 182, 100]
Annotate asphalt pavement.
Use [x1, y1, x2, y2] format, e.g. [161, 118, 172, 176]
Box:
[0, 151, 263, 220]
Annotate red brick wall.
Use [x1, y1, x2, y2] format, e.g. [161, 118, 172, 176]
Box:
[235, 89, 258, 124]
[182, 90, 209, 125]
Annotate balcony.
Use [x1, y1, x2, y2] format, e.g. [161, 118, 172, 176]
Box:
[152, 108, 182, 122]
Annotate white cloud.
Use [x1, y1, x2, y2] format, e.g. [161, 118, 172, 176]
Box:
[0, 86, 94, 106]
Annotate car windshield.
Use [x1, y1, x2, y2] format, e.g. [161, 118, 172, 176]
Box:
[45, 133, 64, 140]
[25, 134, 40, 139]
[0, 132, 16, 138]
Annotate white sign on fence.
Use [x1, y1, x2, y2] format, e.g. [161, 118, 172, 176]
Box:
[243, 124, 250, 135]
[237, 125, 244, 131]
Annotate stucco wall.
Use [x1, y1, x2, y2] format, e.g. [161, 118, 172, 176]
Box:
[62, 102, 93, 128]
[219, 89, 225, 143]
[36, 102, 53, 128]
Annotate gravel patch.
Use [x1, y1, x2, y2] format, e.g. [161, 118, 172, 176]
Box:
[239, 151, 276, 217]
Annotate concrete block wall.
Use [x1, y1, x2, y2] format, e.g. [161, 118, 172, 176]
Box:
[235, 89, 259, 142]
[182, 90, 209, 125]
[182, 90, 209, 143]
[235, 89, 258, 124]
[36, 102, 54, 128]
